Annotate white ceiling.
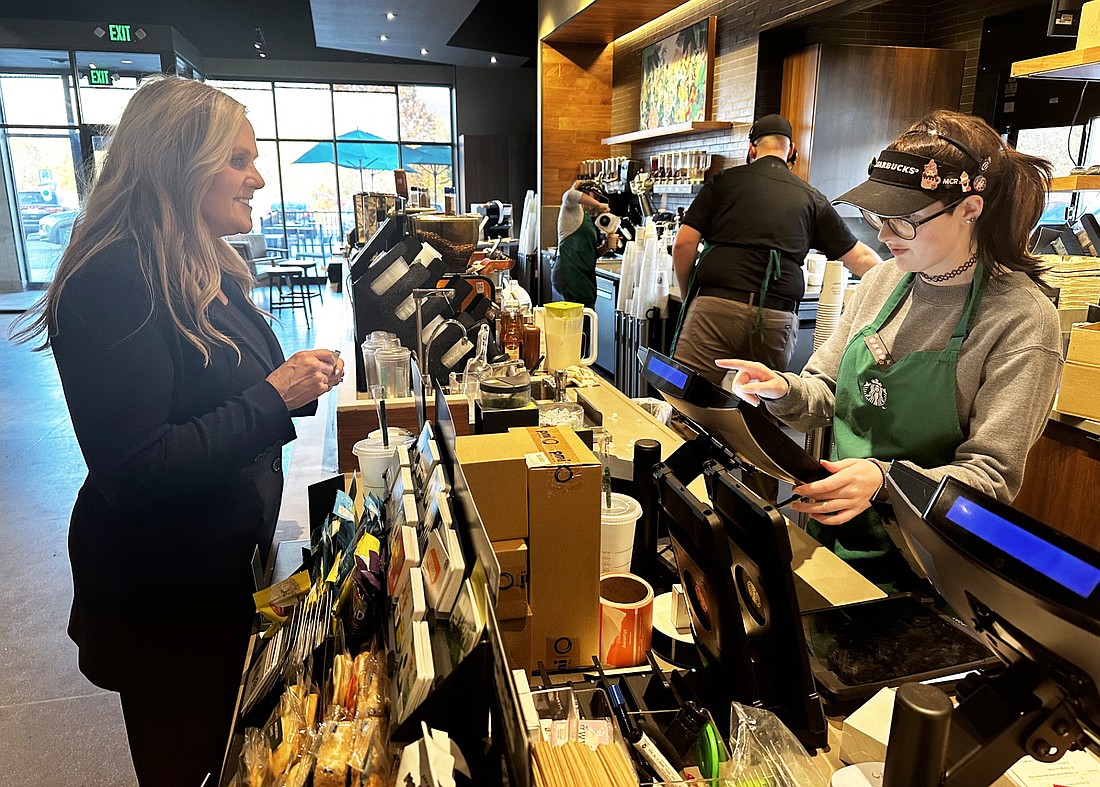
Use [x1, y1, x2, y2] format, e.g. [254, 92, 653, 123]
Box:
[310, 0, 528, 69]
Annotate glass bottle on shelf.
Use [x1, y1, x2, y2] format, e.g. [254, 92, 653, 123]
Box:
[500, 307, 524, 362]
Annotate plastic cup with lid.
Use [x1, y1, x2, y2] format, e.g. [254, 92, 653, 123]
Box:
[600, 492, 644, 573]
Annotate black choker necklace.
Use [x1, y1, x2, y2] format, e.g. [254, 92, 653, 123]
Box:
[920, 253, 978, 283]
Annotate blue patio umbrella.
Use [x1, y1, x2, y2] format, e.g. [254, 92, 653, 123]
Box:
[401, 144, 454, 206]
[294, 130, 400, 191]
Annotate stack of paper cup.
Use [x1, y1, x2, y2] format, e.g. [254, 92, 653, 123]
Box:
[804, 252, 827, 291]
[813, 260, 850, 351]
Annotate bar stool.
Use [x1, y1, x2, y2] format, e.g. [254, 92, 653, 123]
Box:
[280, 258, 325, 306]
[263, 264, 312, 327]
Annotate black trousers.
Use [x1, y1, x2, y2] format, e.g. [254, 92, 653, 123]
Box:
[117, 609, 252, 787]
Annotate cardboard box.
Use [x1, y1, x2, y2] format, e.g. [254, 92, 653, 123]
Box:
[493, 539, 529, 621]
[455, 432, 529, 541]
[500, 606, 533, 672]
[511, 427, 602, 671]
[1079, 0, 1100, 49]
[1055, 322, 1100, 422]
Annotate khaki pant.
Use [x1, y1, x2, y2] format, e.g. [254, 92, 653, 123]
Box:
[673, 295, 798, 384]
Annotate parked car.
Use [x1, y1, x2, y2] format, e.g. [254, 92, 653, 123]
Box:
[18, 189, 65, 235]
[38, 209, 79, 245]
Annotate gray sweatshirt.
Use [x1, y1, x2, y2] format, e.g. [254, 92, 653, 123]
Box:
[767, 261, 1063, 502]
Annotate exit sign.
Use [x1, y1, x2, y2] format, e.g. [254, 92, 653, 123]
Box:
[89, 69, 111, 86]
[108, 24, 131, 42]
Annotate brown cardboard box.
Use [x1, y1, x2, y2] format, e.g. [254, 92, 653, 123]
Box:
[1079, 0, 1100, 49]
[1056, 322, 1100, 422]
[511, 427, 602, 671]
[493, 539, 529, 621]
[455, 432, 529, 541]
[500, 605, 533, 672]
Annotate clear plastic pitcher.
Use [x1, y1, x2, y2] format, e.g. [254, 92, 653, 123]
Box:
[541, 301, 598, 371]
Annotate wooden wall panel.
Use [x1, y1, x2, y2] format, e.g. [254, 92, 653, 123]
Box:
[540, 40, 615, 211]
[1013, 421, 1100, 551]
[809, 45, 964, 208]
[780, 44, 820, 184]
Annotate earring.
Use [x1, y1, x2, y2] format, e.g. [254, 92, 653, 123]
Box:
[965, 218, 976, 224]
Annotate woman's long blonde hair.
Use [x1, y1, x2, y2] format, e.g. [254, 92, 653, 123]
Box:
[12, 76, 258, 364]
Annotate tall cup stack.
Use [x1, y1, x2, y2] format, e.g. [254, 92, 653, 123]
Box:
[812, 261, 850, 351]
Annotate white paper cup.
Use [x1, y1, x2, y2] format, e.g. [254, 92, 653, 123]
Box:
[600, 493, 643, 573]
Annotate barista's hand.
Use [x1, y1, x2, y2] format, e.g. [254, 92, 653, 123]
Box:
[790, 458, 882, 525]
[715, 358, 789, 406]
[267, 350, 344, 411]
[596, 202, 611, 214]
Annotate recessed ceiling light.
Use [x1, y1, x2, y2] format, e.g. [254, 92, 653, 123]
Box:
[490, 56, 498, 64]
[258, 52, 266, 58]
[121, 59, 132, 64]
[380, 35, 388, 42]
[386, 12, 396, 20]
[421, 48, 429, 56]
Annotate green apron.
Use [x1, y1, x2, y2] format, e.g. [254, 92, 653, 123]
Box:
[808, 262, 988, 590]
[555, 213, 599, 307]
[670, 244, 784, 370]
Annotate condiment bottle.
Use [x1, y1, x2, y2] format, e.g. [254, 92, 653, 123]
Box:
[521, 312, 541, 372]
[500, 307, 524, 362]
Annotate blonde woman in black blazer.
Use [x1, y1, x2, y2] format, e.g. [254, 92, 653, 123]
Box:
[13, 77, 344, 786]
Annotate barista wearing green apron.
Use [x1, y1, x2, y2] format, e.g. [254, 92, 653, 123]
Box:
[715, 110, 1063, 591]
[554, 181, 618, 307]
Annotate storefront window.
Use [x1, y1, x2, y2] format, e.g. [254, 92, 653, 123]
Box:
[1014, 122, 1100, 224]
[215, 80, 276, 139]
[74, 52, 162, 126]
[401, 143, 453, 209]
[208, 78, 457, 244]
[399, 85, 452, 143]
[0, 73, 72, 126]
[273, 82, 334, 141]
[333, 84, 399, 140]
[7, 130, 81, 282]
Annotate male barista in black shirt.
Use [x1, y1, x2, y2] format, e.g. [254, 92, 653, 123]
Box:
[672, 114, 881, 383]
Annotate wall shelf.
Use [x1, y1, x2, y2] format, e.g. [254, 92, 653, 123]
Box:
[602, 121, 734, 146]
[1011, 46, 1100, 81]
[1050, 175, 1100, 192]
[652, 183, 704, 195]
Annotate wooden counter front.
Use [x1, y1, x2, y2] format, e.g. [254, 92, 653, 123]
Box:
[334, 376, 470, 473]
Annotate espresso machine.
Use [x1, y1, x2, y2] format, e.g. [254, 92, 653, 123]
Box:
[601, 159, 649, 250]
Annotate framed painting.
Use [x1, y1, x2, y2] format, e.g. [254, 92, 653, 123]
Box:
[639, 17, 716, 130]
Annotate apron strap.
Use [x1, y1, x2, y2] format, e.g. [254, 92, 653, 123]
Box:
[669, 241, 713, 353]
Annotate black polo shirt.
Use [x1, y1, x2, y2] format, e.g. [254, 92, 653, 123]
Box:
[682, 156, 858, 303]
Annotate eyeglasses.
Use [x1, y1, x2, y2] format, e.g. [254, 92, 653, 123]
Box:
[860, 199, 964, 240]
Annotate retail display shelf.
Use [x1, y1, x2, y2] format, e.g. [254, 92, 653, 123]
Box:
[1011, 45, 1100, 81]
[601, 121, 733, 146]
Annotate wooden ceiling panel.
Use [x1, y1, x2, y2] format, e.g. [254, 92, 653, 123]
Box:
[542, 0, 686, 44]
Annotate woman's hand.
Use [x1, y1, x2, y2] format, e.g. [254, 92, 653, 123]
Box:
[266, 349, 344, 411]
[790, 458, 884, 525]
[715, 358, 790, 406]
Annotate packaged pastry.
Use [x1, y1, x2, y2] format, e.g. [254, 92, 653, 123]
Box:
[313, 720, 356, 787]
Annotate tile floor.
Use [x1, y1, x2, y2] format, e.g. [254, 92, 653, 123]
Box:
[0, 283, 351, 785]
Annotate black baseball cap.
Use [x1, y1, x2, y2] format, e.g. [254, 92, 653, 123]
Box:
[833, 149, 989, 218]
[749, 114, 793, 143]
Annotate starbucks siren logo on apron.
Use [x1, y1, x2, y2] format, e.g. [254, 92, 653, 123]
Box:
[862, 377, 888, 408]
